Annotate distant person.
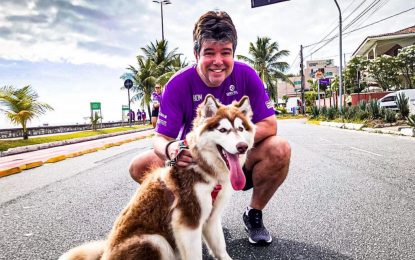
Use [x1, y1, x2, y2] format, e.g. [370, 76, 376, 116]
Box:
[141, 110, 146, 124]
[136, 109, 142, 124]
[128, 109, 135, 123]
[151, 84, 162, 128]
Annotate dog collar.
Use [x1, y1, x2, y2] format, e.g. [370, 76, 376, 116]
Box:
[165, 139, 189, 167]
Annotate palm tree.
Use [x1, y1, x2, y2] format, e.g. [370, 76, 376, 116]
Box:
[127, 40, 187, 116]
[0, 85, 53, 139]
[237, 37, 291, 101]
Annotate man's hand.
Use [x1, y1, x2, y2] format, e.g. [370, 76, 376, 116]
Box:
[167, 141, 194, 167]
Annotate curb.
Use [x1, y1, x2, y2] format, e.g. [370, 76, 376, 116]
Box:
[314, 121, 414, 137]
[0, 133, 154, 179]
[0, 128, 153, 157]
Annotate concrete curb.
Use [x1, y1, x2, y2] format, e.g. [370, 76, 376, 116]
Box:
[316, 121, 414, 137]
[0, 132, 154, 178]
[0, 128, 152, 157]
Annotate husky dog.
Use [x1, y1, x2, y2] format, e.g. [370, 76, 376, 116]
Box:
[60, 94, 255, 260]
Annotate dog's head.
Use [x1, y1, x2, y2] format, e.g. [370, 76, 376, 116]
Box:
[191, 94, 255, 190]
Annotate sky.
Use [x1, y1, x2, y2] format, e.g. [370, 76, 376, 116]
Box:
[0, 0, 413, 128]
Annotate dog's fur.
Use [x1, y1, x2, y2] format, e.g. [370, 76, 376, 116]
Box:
[59, 95, 255, 260]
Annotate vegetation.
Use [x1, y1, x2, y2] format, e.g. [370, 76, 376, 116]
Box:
[396, 92, 410, 119]
[0, 85, 53, 140]
[237, 36, 291, 101]
[0, 125, 149, 152]
[127, 40, 187, 116]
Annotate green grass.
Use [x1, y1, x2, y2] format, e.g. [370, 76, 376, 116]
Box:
[276, 114, 308, 120]
[0, 125, 151, 152]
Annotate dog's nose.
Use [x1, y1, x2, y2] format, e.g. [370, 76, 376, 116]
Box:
[236, 142, 248, 154]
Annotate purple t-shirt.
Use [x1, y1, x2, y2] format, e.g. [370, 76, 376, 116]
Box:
[151, 92, 162, 106]
[156, 61, 274, 139]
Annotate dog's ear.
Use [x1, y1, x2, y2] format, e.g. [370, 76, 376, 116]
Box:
[235, 96, 253, 119]
[201, 94, 220, 118]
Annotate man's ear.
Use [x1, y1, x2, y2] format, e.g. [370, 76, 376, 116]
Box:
[236, 96, 253, 119]
[201, 94, 220, 118]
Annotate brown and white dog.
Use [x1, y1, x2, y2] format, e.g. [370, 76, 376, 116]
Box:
[59, 94, 255, 260]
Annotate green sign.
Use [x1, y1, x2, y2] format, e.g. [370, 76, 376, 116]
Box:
[294, 81, 301, 86]
[90, 102, 101, 110]
[122, 105, 129, 111]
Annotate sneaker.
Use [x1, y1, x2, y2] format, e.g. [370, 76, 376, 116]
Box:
[243, 208, 273, 245]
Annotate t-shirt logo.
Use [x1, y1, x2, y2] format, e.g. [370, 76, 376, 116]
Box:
[193, 94, 202, 102]
[226, 85, 238, 97]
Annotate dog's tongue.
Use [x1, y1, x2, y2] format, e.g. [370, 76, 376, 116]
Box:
[226, 152, 246, 190]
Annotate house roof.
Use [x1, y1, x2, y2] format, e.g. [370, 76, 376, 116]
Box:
[352, 25, 415, 56]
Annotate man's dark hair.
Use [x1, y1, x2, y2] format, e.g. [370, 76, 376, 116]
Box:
[193, 11, 237, 55]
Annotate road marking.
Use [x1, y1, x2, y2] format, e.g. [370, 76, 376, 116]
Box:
[349, 146, 383, 157]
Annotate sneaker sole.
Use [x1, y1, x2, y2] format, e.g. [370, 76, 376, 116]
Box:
[243, 225, 273, 245]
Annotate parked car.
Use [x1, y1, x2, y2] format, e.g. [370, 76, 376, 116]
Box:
[286, 97, 302, 114]
[379, 89, 415, 113]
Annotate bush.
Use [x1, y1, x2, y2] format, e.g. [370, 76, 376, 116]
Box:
[358, 100, 367, 111]
[396, 92, 410, 119]
[310, 106, 319, 119]
[384, 109, 397, 123]
[326, 107, 337, 120]
[407, 114, 415, 127]
[367, 99, 381, 119]
[319, 106, 328, 120]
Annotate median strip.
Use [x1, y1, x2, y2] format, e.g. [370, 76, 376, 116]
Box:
[0, 167, 22, 178]
[45, 155, 67, 163]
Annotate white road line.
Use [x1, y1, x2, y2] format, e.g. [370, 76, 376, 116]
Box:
[349, 146, 383, 157]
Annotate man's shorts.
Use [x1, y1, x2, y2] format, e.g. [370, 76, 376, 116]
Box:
[151, 108, 159, 117]
[242, 165, 254, 191]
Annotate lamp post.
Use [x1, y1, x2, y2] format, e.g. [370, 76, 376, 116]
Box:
[334, 0, 343, 111]
[153, 0, 171, 41]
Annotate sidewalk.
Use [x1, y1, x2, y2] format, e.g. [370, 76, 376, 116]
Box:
[0, 128, 155, 178]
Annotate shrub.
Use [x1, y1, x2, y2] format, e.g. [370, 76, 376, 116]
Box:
[358, 100, 367, 111]
[407, 114, 415, 127]
[310, 106, 319, 119]
[326, 107, 337, 120]
[320, 106, 328, 120]
[396, 92, 410, 119]
[384, 109, 397, 123]
[356, 109, 369, 121]
[367, 99, 381, 119]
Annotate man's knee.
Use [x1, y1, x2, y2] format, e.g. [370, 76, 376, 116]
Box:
[129, 150, 163, 183]
[269, 137, 291, 167]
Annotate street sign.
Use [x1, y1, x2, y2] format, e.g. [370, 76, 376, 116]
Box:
[90, 102, 101, 110]
[124, 79, 133, 89]
[319, 78, 330, 85]
[251, 0, 289, 8]
[122, 105, 129, 111]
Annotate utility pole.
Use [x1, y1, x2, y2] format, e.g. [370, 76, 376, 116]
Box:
[334, 0, 343, 111]
[300, 45, 305, 114]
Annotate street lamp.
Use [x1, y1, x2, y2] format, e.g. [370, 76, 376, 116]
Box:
[334, 0, 343, 111]
[152, 0, 171, 41]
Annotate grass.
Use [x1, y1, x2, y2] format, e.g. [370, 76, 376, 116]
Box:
[276, 114, 308, 120]
[0, 125, 151, 152]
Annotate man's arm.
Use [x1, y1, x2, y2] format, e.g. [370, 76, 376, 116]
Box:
[254, 115, 277, 144]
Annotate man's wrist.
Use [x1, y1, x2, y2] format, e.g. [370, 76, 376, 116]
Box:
[165, 140, 177, 160]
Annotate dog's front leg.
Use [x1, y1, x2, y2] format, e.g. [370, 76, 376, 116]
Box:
[203, 216, 232, 260]
[202, 186, 232, 260]
[174, 227, 203, 260]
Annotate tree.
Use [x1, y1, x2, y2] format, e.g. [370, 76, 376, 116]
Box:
[367, 55, 401, 91]
[237, 37, 291, 101]
[0, 85, 53, 139]
[127, 40, 186, 116]
[396, 44, 415, 89]
[344, 55, 369, 94]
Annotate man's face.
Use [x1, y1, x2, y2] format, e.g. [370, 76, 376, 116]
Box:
[195, 40, 234, 87]
[155, 86, 161, 94]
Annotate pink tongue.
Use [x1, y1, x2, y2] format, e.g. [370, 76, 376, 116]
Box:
[226, 152, 246, 190]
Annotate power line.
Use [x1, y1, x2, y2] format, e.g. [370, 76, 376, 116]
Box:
[305, 5, 414, 58]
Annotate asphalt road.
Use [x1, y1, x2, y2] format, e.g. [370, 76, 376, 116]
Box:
[1, 119, 414, 260]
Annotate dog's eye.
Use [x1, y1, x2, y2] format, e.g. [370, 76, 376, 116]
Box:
[218, 128, 227, 133]
[238, 126, 244, 132]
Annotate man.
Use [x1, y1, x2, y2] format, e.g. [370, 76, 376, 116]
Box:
[129, 10, 291, 245]
[151, 84, 162, 128]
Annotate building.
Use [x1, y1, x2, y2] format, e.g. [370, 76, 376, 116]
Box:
[277, 59, 339, 99]
[352, 25, 415, 59]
